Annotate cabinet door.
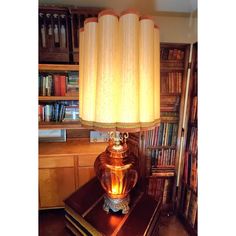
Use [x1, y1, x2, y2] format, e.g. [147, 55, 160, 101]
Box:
[78, 167, 96, 188]
[39, 155, 76, 208]
[77, 154, 97, 188]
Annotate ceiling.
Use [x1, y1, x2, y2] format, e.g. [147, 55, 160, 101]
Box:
[39, 0, 197, 15]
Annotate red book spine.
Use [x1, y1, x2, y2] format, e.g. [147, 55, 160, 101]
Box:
[54, 75, 61, 96]
[60, 75, 66, 96]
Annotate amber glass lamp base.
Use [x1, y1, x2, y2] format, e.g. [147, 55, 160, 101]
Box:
[94, 132, 138, 214]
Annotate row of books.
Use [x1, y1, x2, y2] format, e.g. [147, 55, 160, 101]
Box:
[38, 101, 79, 122]
[183, 151, 197, 192]
[190, 96, 197, 123]
[38, 72, 79, 96]
[161, 48, 185, 60]
[147, 177, 173, 205]
[145, 123, 178, 147]
[181, 187, 198, 228]
[187, 127, 198, 155]
[160, 96, 180, 113]
[161, 72, 182, 94]
[148, 149, 176, 167]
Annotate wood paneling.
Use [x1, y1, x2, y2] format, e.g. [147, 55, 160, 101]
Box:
[78, 154, 97, 167]
[39, 141, 107, 209]
[39, 140, 107, 156]
[39, 167, 76, 208]
[39, 155, 74, 168]
[78, 167, 96, 188]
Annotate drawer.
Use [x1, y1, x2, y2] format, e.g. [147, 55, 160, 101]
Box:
[78, 154, 98, 167]
[39, 155, 74, 168]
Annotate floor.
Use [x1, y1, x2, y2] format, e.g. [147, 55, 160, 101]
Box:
[158, 213, 189, 236]
[39, 209, 189, 236]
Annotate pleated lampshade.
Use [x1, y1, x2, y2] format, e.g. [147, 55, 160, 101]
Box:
[79, 9, 160, 132]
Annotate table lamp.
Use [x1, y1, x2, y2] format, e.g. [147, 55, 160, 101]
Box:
[79, 9, 160, 214]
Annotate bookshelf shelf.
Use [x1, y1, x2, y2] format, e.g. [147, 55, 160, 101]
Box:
[160, 61, 185, 70]
[39, 121, 82, 130]
[39, 96, 79, 101]
[160, 117, 179, 123]
[39, 64, 79, 72]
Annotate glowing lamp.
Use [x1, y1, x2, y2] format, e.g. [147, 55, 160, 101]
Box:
[79, 9, 160, 214]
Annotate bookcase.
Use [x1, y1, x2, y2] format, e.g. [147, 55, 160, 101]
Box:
[178, 42, 198, 235]
[39, 6, 102, 64]
[141, 43, 191, 212]
[39, 7, 71, 63]
[38, 63, 82, 130]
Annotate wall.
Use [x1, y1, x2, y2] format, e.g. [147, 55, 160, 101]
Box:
[39, 0, 197, 44]
[154, 14, 197, 43]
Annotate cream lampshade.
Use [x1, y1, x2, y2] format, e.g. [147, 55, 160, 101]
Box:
[79, 9, 160, 214]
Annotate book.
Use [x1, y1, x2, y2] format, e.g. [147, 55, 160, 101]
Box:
[38, 105, 44, 122]
[44, 104, 52, 122]
[171, 124, 178, 146]
[191, 96, 197, 123]
[187, 193, 198, 227]
[190, 155, 197, 192]
[60, 75, 66, 96]
[53, 74, 61, 96]
[66, 72, 79, 95]
[183, 151, 189, 184]
[183, 189, 191, 218]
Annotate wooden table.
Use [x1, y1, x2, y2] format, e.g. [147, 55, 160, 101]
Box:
[64, 178, 161, 236]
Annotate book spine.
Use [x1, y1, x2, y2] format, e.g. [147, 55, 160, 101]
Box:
[54, 75, 61, 96]
[60, 75, 66, 96]
[42, 76, 46, 96]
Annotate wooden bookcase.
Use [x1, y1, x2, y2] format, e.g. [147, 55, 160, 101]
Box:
[177, 42, 198, 235]
[38, 63, 81, 130]
[38, 63, 104, 209]
[39, 6, 102, 64]
[138, 43, 191, 213]
[38, 6, 104, 210]
[39, 7, 71, 63]
[70, 7, 103, 63]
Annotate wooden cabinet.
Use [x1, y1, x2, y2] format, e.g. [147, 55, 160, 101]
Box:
[39, 140, 107, 209]
[39, 6, 102, 64]
[39, 155, 76, 208]
[39, 7, 71, 63]
[77, 154, 97, 187]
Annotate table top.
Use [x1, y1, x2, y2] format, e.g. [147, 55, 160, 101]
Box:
[64, 178, 161, 236]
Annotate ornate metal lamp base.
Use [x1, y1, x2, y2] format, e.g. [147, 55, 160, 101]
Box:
[103, 194, 130, 214]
